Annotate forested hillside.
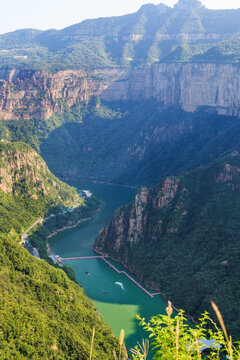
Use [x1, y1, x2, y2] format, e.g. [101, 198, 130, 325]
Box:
[95, 153, 240, 338]
[0, 141, 119, 358]
[0, 236, 118, 359]
[0, 141, 79, 236]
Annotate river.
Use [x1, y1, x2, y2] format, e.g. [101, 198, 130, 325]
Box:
[49, 181, 168, 353]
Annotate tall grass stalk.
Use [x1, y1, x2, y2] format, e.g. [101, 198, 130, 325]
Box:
[89, 327, 95, 360]
[194, 332, 201, 360]
[176, 319, 179, 360]
[211, 301, 234, 359]
[131, 301, 240, 359]
[119, 329, 125, 360]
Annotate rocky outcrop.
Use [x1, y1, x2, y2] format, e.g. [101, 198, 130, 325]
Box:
[101, 63, 240, 116]
[94, 178, 181, 261]
[94, 152, 240, 273]
[0, 69, 123, 120]
[0, 141, 78, 206]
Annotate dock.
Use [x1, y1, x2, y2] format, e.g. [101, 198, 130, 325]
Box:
[60, 255, 161, 298]
[61, 256, 105, 261]
[102, 258, 155, 298]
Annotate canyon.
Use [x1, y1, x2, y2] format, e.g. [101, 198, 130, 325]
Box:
[1, 0, 240, 356]
[94, 154, 240, 337]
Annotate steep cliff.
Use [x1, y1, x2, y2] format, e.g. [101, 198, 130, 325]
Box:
[101, 63, 240, 116]
[94, 153, 240, 337]
[1, 61, 240, 122]
[0, 68, 122, 120]
[0, 141, 78, 206]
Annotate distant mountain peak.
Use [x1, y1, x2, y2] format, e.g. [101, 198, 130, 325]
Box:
[174, 0, 204, 9]
[138, 3, 169, 13]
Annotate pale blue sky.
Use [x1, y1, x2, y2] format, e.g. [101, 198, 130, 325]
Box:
[1, 0, 240, 35]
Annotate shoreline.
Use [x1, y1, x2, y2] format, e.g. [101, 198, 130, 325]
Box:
[60, 177, 138, 190]
[46, 215, 96, 255]
[46, 206, 102, 255]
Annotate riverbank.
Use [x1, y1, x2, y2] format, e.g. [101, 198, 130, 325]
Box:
[46, 208, 101, 255]
[28, 195, 101, 261]
[21, 218, 44, 259]
[60, 178, 138, 190]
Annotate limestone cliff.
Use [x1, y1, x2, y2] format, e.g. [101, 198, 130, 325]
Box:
[101, 63, 240, 116]
[1, 62, 240, 121]
[0, 68, 123, 120]
[94, 177, 181, 265]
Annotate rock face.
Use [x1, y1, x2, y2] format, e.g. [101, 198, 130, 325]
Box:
[0, 141, 78, 206]
[0, 68, 123, 120]
[94, 178, 181, 264]
[1, 62, 240, 120]
[95, 156, 240, 263]
[101, 63, 240, 116]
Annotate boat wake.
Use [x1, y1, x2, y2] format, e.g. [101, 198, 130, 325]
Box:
[115, 281, 124, 290]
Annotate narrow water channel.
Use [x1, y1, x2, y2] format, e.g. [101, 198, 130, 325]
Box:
[49, 181, 168, 352]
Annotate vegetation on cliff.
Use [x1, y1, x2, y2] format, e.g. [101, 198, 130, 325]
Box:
[2, 101, 240, 188]
[94, 153, 240, 338]
[0, 141, 80, 237]
[0, 141, 120, 359]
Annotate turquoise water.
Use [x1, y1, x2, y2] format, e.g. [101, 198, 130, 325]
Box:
[49, 181, 168, 352]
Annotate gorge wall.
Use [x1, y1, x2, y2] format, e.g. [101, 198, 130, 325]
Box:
[101, 63, 240, 116]
[0, 63, 240, 120]
[0, 68, 123, 120]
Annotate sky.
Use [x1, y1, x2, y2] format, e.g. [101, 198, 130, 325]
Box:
[1, 0, 240, 35]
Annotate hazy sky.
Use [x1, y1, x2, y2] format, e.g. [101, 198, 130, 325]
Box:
[1, 0, 240, 35]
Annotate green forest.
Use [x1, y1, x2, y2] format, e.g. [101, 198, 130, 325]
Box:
[0, 235, 118, 359]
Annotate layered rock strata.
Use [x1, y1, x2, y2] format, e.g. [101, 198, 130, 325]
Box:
[101, 63, 240, 116]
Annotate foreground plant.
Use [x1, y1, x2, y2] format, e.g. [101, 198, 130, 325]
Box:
[131, 301, 240, 359]
[89, 327, 95, 360]
[113, 329, 128, 360]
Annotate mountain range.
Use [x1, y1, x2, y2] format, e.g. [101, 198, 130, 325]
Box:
[1, 0, 240, 71]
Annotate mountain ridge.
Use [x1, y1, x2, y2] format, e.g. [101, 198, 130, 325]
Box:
[1, 0, 240, 71]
